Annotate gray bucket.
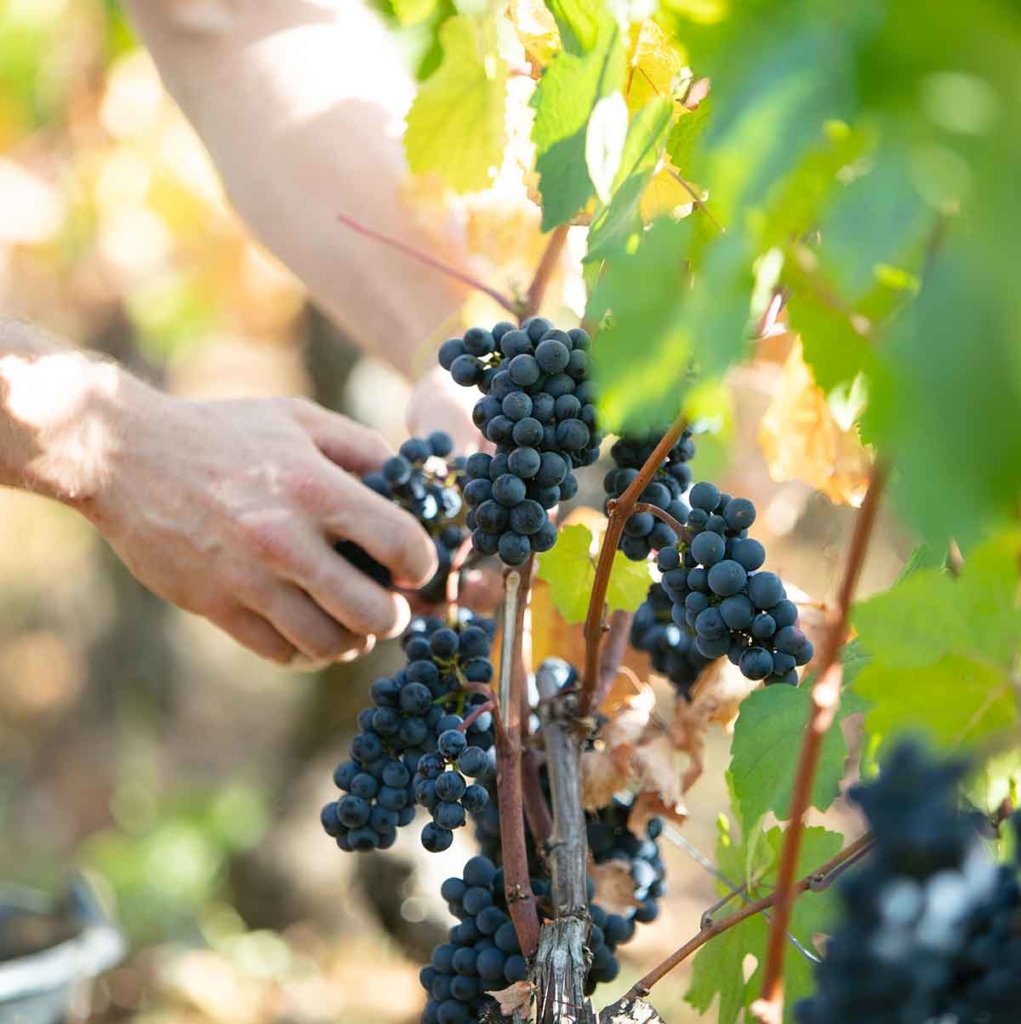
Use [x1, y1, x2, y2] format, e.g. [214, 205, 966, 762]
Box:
[0, 874, 124, 1024]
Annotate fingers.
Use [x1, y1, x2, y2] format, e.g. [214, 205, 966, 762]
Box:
[289, 398, 393, 474]
[321, 471, 439, 588]
[306, 537, 412, 638]
[257, 583, 366, 663]
[207, 605, 297, 664]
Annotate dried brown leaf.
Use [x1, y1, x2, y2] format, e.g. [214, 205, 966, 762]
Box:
[629, 790, 686, 835]
[581, 749, 629, 812]
[758, 339, 873, 506]
[491, 980, 534, 1019]
[629, 733, 687, 828]
[588, 859, 642, 916]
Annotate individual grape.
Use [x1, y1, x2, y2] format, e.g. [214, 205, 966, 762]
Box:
[535, 338, 571, 372]
[691, 530, 726, 566]
[708, 559, 748, 597]
[509, 500, 546, 535]
[507, 446, 541, 479]
[422, 822, 454, 853]
[747, 571, 786, 609]
[739, 647, 774, 680]
[492, 474, 526, 507]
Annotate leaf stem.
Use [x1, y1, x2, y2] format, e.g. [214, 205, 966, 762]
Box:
[336, 213, 519, 315]
[752, 461, 888, 1022]
[579, 414, 689, 716]
[621, 832, 874, 1000]
[524, 225, 570, 320]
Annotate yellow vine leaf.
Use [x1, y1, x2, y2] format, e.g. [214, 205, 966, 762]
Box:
[758, 338, 873, 506]
[508, 0, 560, 65]
[625, 20, 684, 115]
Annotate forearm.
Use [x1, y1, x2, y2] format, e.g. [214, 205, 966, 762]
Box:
[0, 318, 143, 505]
[123, 0, 467, 375]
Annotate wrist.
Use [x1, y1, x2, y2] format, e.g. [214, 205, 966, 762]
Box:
[0, 345, 146, 509]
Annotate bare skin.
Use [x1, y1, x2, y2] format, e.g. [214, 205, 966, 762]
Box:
[0, 322, 437, 666]
[1, 2, 495, 664]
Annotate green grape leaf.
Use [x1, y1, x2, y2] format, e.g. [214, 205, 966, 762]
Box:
[856, 655, 1016, 753]
[665, 101, 710, 173]
[687, 821, 841, 1024]
[405, 16, 507, 193]
[536, 524, 651, 623]
[586, 95, 673, 262]
[686, 916, 766, 1024]
[393, 0, 439, 25]
[868, 245, 1021, 546]
[531, 15, 625, 229]
[853, 534, 1021, 671]
[851, 533, 1021, 752]
[544, 0, 603, 55]
[589, 217, 754, 433]
[728, 684, 867, 835]
[788, 287, 877, 397]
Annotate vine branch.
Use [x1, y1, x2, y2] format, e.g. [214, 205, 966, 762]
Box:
[579, 414, 690, 716]
[752, 461, 889, 1022]
[524, 225, 570, 320]
[336, 213, 519, 315]
[619, 832, 875, 1001]
[592, 609, 634, 711]
[496, 559, 541, 958]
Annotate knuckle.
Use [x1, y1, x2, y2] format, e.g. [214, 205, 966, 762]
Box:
[239, 517, 294, 567]
[284, 467, 327, 511]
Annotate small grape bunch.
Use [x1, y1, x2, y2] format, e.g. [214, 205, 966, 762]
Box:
[336, 432, 467, 603]
[439, 318, 601, 565]
[658, 482, 814, 685]
[630, 582, 713, 700]
[604, 427, 697, 561]
[322, 612, 496, 854]
[413, 726, 493, 854]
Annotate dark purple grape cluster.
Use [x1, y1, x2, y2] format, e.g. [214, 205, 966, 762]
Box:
[336, 432, 467, 604]
[604, 427, 697, 561]
[658, 482, 813, 686]
[422, 811, 666, 1024]
[630, 582, 712, 700]
[796, 742, 1021, 1024]
[421, 855, 531, 1024]
[584, 800, 667, 992]
[439, 318, 601, 566]
[413, 729, 496, 854]
[322, 612, 496, 853]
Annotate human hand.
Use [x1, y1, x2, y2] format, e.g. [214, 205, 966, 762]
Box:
[81, 382, 438, 666]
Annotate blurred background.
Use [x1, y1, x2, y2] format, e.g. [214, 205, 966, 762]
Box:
[0, 2, 909, 1021]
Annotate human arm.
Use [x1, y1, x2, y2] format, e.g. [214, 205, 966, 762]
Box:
[0, 318, 438, 664]
[121, 0, 470, 374]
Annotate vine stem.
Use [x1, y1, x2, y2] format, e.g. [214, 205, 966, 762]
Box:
[336, 213, 519, 315]
[495, 558, 541, 958]
[632, 502, 689, 538]
[592, 609, 634, 712]
[751, 461, 889, 1023]
[524, 225, 570, 319]
[619, 832, 875, 1001]
[579, 414, 690, 716]
[457, 700, 495, 733]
